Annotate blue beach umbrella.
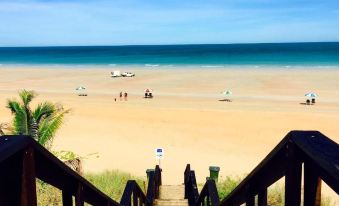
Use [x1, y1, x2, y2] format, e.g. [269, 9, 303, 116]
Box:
[305, 92, 318, 98]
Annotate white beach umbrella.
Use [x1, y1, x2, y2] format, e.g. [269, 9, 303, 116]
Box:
[221, 90, 232, 96]
[305, 92, 318, 98]
[144, 88, 153, 93]
[76, 86, 86, 91]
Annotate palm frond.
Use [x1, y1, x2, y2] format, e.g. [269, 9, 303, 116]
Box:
[7, 99, 20, 113]
[33, 102, 56, 124]
[38, 109, 70, 148]
[19, 90, 36, 107]
[6, 99, 28, 134]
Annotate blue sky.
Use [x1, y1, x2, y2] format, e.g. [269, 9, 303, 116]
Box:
[0, 0, 339, 46]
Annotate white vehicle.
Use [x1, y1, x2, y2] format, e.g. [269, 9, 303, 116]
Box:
[111, 71, 121, 77]
[122, 72, 135, 77]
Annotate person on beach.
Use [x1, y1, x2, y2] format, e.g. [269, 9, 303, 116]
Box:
[124, 92, 128, 101]
[119, 92, 123, 101]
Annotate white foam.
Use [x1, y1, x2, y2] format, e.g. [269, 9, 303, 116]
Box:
[145, 64, 159, 67]
[200, 65, 224, 68]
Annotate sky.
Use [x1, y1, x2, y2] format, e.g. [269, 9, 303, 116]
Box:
[0, 0, 339, 46]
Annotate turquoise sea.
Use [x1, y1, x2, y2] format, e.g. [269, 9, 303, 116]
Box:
[0, 42, 339, 68]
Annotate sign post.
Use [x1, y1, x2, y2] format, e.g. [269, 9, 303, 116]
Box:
[155, 148, 164, 168]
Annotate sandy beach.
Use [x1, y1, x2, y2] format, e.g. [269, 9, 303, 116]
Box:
[0, 66, 339, 189]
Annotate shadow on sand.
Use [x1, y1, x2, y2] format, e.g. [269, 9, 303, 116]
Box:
[219, 99, 232, 102]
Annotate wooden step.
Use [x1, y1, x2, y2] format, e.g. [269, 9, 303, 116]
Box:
[154, 199, 188, 206]
[159, 185, 185, 200]
[154, 185, 188, 206]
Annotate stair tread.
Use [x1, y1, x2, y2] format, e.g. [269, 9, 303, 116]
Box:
[159, 185, 185, 199]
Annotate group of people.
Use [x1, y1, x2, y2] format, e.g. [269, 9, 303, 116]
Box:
[115, 92, 128, 101]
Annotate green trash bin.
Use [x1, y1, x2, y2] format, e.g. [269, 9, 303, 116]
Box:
[146, 169, 155, 179]
[209, 166, 220, 182]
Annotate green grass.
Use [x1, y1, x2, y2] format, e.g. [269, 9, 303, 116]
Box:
[85, 170, 146, 201]
[36, 170, 146, 205]
[216, 175, 242, 200]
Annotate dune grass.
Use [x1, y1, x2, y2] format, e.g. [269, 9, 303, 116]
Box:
[36, 170, 146, 205]
[85, 170, 146, 201]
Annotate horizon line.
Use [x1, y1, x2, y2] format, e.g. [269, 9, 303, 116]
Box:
[1, 41, 339, 48]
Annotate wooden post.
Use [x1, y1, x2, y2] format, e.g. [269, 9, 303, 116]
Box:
[133, 191, 138, 206]
[62, 191, 73, 206]
[75, 183, 84, 206]
[246, 195, 255, 206]
[20, 147, 37, 206]
[285, 143, 302, 206]
[139, 195, 143, 206]
[258, 189, 267, 206]
[304, 162, 321, 206]
[0, 152, 25, 205]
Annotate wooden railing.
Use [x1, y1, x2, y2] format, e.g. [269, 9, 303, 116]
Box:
[184, 164, 200, 206]
[120, 180, 149, 206]
[120, 165, 162, 206]
[0, 135, 120, 206]
[146, 165, 162, 206]
[220, 130, 339, 206]
[185, 164, 219, 206]
[1, 131, 338, 206]
[195, 179, 220, 206]
[185, 131, 338, 206]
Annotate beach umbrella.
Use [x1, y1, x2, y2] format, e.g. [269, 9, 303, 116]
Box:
[305, 92, 318, 98]
[221, 90, 232, 95]
[144, 88, 153, 93]
[76, 86, 86, 91]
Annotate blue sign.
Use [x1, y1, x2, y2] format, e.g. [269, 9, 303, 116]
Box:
[155, 148, 164, 159]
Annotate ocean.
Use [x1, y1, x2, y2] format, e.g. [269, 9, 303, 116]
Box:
[0, 42, 339, 68]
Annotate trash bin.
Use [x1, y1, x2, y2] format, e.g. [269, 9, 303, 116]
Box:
[209, 166, 220, 182]
[146, 169, 155, 179]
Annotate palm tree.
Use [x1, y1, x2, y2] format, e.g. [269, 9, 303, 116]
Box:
[7, 90, 69, 149]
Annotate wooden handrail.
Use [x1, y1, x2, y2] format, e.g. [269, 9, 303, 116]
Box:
[121, 165, 161, 206]
[185, 131, 338, 206]
[184, 164, 199, 206]
[0, 135, 120, 206]
[195, 179, 220, 206]
[145, 165, 162, 206]
[220, 130, 339, 206]
[1, 131, 338, 206]
[120, 180, 149, 206]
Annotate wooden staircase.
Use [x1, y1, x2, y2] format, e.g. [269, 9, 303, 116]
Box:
[154, 185, 189, 206]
